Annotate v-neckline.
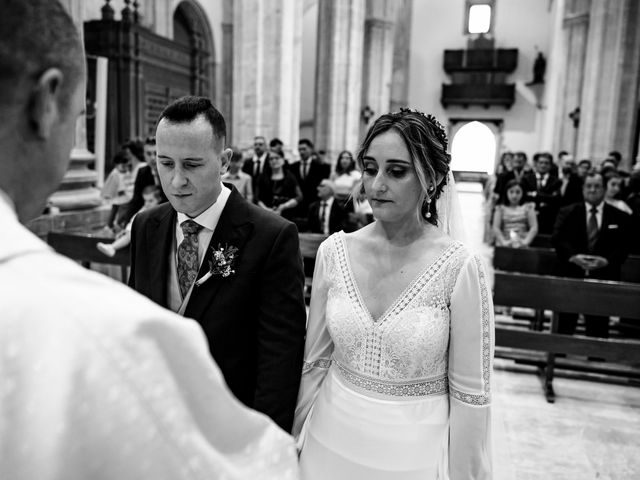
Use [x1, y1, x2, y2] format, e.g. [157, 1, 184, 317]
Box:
[337, 232, 459, 325]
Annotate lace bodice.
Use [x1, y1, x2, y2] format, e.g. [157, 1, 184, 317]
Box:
[325, 233, 465, 383]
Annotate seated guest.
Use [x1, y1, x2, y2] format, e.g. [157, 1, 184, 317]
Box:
[97, 186, 161, 257]
[558, 155, 583, 206]
[101, 151, 136, 229]
[119, 136, 167, 226]
[222, 149, 253, 202]
[552, 171, 632, 338]
[577, 158, 592, 179]
[531, 152, 562, 233]
[603, 168, 633, 215]
[494, 151, 537, 204]
[307, 180, 347, 235]
[330, 150, 360, 204]
[257, 149, 302, 219]
[492, 179, 538, 248]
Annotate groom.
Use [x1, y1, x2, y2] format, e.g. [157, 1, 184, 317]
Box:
[129, 96, 306, 432]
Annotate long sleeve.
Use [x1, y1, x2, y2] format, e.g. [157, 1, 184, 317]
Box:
[292, 240, 334, 440]
[448, 254, 494, 479]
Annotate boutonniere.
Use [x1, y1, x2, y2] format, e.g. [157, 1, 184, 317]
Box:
[195, 244, 238, 286]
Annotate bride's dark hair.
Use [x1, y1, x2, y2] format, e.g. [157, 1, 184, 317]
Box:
[356, 108, 451, 226]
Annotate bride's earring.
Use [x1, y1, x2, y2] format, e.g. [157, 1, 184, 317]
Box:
[424, 186, 435, 219]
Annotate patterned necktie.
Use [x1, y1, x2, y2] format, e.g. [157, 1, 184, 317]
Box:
[177, 219, 203, 299]
[587, 206, 598, 253]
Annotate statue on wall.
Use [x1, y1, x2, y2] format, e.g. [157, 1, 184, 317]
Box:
[527, 51, 546, 85]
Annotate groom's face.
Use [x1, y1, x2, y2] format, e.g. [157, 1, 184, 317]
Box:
[156, 115, 230, 218]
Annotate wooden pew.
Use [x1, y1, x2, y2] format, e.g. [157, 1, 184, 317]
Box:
[494, 271, 640, 402]
[299, 233, 328, 303]
[47, 232, 130, 281]
[494, 246, 640, 283]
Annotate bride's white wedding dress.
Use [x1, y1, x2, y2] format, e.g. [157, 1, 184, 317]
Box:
[294, 231, 494, 479]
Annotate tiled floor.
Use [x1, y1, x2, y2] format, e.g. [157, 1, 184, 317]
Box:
[458, 183, 640, 480]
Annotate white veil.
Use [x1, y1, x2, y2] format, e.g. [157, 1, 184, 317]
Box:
[435, 169, 467, 243]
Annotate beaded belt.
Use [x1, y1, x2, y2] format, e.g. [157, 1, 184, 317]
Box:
[334, 360, 448, 398]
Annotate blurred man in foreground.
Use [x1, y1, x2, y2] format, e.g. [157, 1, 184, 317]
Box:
[0, 1, 299, 479]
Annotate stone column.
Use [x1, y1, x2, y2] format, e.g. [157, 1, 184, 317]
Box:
[554, 0, 590, 157]
[232, 0, 303, 150]
[389, 0, 412, 113]
[50, 0, 102, 211]
[360, 0, 397, 140]
[314, 0, 366, 162]
[577, 0, 640, 169]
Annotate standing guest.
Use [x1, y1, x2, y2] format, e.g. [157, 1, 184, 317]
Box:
[295, 109, 493, 479]
[290, 138, 330, 217]
[256, 149, 303, 219]
[129, 96, 306, 432]
[531, 152, 561, 234]
[558, 154, 583, 207]
[0, 2, 299, 479]
[552, 172, 632, 338]
[330, 150, 360, 204]
[577, 159, 592, 179]
[492, 180, 538, 248]
[222, 148, 253, 202]
[494, 150, 536, 204]
[270, 137, 286, 159]
[307, 180, 348, 235]
[120, 135, 167, 226]
[243, 135, 271, 196]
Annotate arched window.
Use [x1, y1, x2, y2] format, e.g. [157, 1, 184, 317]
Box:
[451, 121, 496, 174]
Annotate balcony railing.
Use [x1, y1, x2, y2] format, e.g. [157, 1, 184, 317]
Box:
[444, 49, 518, 73]
[441, 84, 515, 109]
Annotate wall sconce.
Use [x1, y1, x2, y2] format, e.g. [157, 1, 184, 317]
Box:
[361, 105, 375, 123]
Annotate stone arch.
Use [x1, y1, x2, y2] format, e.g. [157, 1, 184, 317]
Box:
[450, 120, 500, 175]
[172, 0, 216, 99]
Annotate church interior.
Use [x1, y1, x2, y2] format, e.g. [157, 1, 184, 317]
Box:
[30, 1, 640, 478]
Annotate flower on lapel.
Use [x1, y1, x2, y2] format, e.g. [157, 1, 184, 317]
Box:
[194, 244, 238, 286]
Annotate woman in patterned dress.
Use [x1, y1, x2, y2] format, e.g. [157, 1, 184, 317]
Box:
[294, 109, 494, 479]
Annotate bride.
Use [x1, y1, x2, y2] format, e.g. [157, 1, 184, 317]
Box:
[294, 109, 494, 479]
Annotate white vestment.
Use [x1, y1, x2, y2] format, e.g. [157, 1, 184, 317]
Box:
[0, 194, 299, 480]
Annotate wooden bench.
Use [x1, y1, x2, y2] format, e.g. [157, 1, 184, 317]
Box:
[299, 233, 328, 303]
[47, 232, 130, 281]
[494, 271, 640, 402]
[494, 246, 640, 283]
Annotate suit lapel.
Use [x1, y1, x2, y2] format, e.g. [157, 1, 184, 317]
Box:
[184, 190, 254, 320]
[147, 205, 176, 308]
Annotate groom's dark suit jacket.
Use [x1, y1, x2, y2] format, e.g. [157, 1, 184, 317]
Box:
[128, 187, 307, 431]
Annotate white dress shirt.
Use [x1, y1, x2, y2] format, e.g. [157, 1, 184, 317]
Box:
[253, 152, 268, 176]
[168, 184, 231, 313]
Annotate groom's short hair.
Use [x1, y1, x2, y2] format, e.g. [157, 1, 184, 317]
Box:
[158, 96, 226, 143]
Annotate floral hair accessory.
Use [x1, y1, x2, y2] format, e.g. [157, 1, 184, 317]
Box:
[195, 243, 238, 286]
[398, 107, 448, 150]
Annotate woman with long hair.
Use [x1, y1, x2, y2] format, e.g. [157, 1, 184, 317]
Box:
[295, 109, 494, 479]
